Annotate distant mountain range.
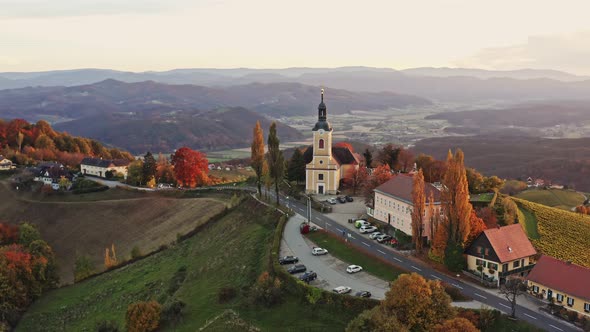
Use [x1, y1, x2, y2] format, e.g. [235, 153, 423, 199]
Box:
[0, 79, 429, 153]
[2, 67, 590, 102]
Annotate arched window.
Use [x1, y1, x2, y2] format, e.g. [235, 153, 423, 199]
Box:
[319, 139, 324, 149]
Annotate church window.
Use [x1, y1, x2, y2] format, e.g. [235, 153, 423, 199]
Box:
[319, 139, 325, 149]
[318, 174, 324, 181]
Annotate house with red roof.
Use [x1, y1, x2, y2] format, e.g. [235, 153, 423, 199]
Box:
[527, 255, 590, 317]
[372, 174, 442, 242]
[464, 224, 537, 287]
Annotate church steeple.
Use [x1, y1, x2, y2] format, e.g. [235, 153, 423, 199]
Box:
[313, 88, 332, 131]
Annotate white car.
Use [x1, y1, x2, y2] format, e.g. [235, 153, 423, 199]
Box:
[326, 198, 337, 205]
[333, 286, 352, 294]
[346, 265, 363, 274]
[312, 247, 329, 256]
[359, 225, 378, 234]
[369, 232, 384, 240]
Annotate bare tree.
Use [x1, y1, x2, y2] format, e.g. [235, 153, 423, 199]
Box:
[499, 276, 527, 318]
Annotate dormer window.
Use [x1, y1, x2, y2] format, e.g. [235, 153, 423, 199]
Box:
[319, 139, 324, 149]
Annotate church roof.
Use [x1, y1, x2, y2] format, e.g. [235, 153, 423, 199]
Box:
[303, 146, 359, 165]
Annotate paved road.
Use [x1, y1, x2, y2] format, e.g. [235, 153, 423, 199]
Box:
[272, 191, 580, 332]
[281, 213, 388, 299]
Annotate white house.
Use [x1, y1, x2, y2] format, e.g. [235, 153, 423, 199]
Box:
[80, 157, 130, 179]
[0, 156, 13, 170]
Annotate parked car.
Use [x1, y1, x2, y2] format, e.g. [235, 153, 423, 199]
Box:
[299, 271, 318, 283]
[337, 196, 346, 203]
[355, 291, 372, 298]
[345, 195, 354, 202]
[278, 255, 299, 265]
[354, 220, 371, 228]
[326, 198, 337, 205]
[377, 234, 393, 243]
[312, 247, 329, 256]
[333, 286, 352, 294]
[359, 225, 378, 233]
[287, 264, 307, 274]
[369, 232, 384, 240]
[346, 265, 363, 274]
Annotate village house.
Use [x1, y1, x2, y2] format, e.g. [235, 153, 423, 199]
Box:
[371, 174, 443, 242]
[33, 162, 74, 190]
[80, 157, 130, 179]
[304, 89, 359, 195]
[464, 224, 537, 287]
[0, 156, 14, 170]
[527, 255, 590, 317]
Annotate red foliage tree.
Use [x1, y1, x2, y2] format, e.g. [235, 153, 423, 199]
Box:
[467, 211, 487, 246]
[0, 223, 19, 245]
[476, 207, 498, 228]
[171, 147, 209, 188]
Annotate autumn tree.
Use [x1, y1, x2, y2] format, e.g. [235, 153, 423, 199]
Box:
[434, 317, 478, 332]
[416, 153, 447, 183]
[126, 301, 162, 332]
[142, 152, 157, 185]
[126, 160, 144, 186]
[363, 148, 373, 168]
[363, 164, 393, 202]
[442, 149, 472, 246]
[467, 211, 487, 246]
[171, 147, 209, 188]
[287, 148, 306, 184]
[251, 121, 265, 197]
[500, 276, 527, 318]
[398, 148, 415, 173]
[377, 143, 401, 170]
[267, 122, 285, 205]
[349, 166, 369, 196]
[411, 169, 426, 253]
[156, 153, 176, 184]
[104, 244, 118, 269]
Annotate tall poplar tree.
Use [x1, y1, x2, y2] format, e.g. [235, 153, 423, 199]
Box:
[267, 122, 285, 205]
[251, 121, 265, 196]
[142, 151, 157, 184]
[411, 169, 426, 253]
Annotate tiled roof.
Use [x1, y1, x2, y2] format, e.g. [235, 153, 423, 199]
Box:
[302, 146, 358, 165]
[374, 174, 441, 204]
[527, 255, 590, 301]
[480, 224, 536, 263]
[81, 157, 130, 168]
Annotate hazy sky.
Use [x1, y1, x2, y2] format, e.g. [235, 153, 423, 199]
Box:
[2, 0, 590, 74]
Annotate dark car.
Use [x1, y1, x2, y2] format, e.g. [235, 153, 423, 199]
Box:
[278, 255, 299, 265]
[299, 271, 318, 283]
[337, 196, 346, 203]
[288, 264, 307, 274]
[355, 291, 372, 298]
[345, 195, 354, 202]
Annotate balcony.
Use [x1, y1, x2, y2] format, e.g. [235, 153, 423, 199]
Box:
[499, 264, 535, 278]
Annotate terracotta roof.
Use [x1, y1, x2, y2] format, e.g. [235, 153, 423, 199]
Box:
[302, 146, 358, 165]
[527, 255, 590, 301]
[374, 174, 441, 204]
[482, 224, 536, 263]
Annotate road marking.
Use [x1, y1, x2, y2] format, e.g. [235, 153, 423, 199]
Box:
[451, 283, 463, 289]
[431, 275, 442, 280]
[411, 266, 422, 271]
[393, 257, 402, 262]
[326, 222, 331, 226]
[549, 324, 564, 331]
[362, 242, 370, 247]
[349, 236, 356, 240]
[474, 293, 487, 299]
[524, 313, 537, 320]
[336, 228, 342, 232]
[377, 249, 386, 254]
[499, 303, 511, 309]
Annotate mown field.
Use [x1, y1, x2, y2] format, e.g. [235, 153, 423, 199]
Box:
[512, 197, 590, 268]
[18, 199, 363, 331]
[0, 182, 228, 283]
[515, 189, 586, 210]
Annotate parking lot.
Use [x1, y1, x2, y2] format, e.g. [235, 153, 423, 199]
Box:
[279, 213, 388, 299]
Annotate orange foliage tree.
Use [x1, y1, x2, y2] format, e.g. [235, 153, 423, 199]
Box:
[171, 147, 209, 188]
[434, 317, 478, 332]
[250, 121, 265, 196]
[467, 211, 487, 246]
[442, 149, 472, 246]
[125, 301, 162, 332]
[411, 169, 426, 253]
[363, 164, 393, 201]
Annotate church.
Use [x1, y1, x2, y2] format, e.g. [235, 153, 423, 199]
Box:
[304, 90, 359, 195]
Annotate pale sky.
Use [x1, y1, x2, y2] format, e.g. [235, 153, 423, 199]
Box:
[2, 0, 590, 74]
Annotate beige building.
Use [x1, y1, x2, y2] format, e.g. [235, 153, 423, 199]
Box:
[80, 157, 130, 179]
[304, 90, 358, 195]
[527, 255, 590, 317]
[464, 224, 537, 287]
[372, 174, 442, 242]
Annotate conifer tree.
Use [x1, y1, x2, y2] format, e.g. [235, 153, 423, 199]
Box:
[142, 152, 157, 185]
[267, 122, 285, 205]
[251, 121, 265, 197]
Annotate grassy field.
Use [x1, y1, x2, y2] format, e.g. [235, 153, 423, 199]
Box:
[515, 189, 586, 210]
[18, 199, 363, 331]
[0, 182, 228, 283]
[517, 206, 540, 239]
[306, 230, 405, 282]
[512, 197, 590, 268]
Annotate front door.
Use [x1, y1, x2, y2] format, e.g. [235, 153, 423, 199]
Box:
[547, 289, 553, 300]
[318, 184, 324, 194]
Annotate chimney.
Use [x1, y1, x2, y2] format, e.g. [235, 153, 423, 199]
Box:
[508, 246, 512, 253]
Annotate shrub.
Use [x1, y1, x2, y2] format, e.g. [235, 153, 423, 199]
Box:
[566, 310, 578, 322]
[130, 246, 142, 259]
[444, 242, 466, 272]
[249, 271, 282, 307]
[167, 266, 187, 296]
[74, 255, 95, 282]
[218, 287, 237, 303]
[125, 301, 161, 332]
[161, 299, 185, 325]
[457, 309, 480, 328]
[442, 282, 470, 301]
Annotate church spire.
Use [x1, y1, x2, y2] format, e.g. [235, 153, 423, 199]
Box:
[318, 88, 327, 121]
[312, 88, 332, 132]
